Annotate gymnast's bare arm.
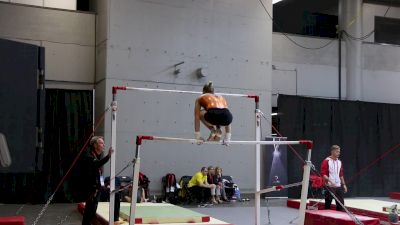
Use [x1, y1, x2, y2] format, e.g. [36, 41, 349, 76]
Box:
[194, 98, 201, 133]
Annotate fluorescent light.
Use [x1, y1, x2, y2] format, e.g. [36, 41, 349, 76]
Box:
[271, 113, 278, 116]
[273, 0, 283, 4]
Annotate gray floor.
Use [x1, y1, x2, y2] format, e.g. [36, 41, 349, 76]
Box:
[1, 197, 399, 225]
[0, 198, 300, 225]
[0, 203, 82, 225]
[189, 198, 300, 225]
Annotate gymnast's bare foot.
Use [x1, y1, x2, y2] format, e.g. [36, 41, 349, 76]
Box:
[213, 128, 222, 141]
[207, 128, 217, 141]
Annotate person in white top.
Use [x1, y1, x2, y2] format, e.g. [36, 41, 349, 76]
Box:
[320, 145, 348, 211]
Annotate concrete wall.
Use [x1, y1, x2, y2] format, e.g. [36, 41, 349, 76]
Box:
[272, 32, 400, 105]
[95, 1, 400, 193]
[362, 42, 400, 103]
[95, 0, 273, 193]
[91, 0, 109, 124]
[271, 34, 345, 106]
[0, 0, 76, 10]
[0, 2, 95, 90]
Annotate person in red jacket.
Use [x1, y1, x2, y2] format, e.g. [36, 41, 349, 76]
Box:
[320, 145, 348, 211]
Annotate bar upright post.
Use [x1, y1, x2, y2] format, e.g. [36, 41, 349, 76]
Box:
[109, 90, 117, 225]
[129, 140, 141, 225]
[298, 147, 312, 225]
[254, 99, 261, 225]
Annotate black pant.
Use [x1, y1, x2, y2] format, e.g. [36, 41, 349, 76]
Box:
[204, 108, 233, 126]
[82, 192, 99, 225]
[189, 186, 210, 203]
[324, 186, 344, 211]
[114, 192, 121, 221]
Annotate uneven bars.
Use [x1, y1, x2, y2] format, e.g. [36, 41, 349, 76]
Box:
[136, 135, 313, 148]
[112, 86, 259, 101]
[110, 85, 260, 225]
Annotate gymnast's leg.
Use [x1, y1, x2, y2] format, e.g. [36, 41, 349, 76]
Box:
[200, 110, 215, 131]
[200, 110, 221, 141]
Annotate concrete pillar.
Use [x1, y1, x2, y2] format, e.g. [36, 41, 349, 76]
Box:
[339, 0, 363, 100]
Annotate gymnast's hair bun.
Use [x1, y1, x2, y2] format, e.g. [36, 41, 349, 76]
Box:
[203, 81, 214, 94]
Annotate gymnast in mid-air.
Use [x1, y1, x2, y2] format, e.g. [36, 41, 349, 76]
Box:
[194, 81, 233, 145]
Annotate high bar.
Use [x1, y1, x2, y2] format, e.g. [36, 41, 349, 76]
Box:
[112, 86, 258, 100]
[136, 135, 313, 148]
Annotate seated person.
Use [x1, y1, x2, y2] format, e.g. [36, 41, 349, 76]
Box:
[122, 173, 150, 203]
[207, 166, 223, 204]
[188, 167, 216, 204]
[215, 166, 229, 202]
[124, 185, 147, 203]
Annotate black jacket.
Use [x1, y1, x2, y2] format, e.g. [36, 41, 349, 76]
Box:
[80, 148, 110, 196]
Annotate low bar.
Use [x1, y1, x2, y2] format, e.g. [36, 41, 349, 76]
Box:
[136, 135, 311, 146]
[257, 182, 303, 194]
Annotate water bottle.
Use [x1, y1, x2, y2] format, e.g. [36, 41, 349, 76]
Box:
[235, 187, 241, 201]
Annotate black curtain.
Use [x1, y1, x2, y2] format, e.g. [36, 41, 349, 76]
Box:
[43, 89, 93, 202]
[278, 95, 400, 197]
[0, 173, 43, 203]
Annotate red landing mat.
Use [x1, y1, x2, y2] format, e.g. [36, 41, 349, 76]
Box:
[0, 216, 25, 225]
[389, 192, 400, 200]
[287, 199, 301, 209]
[305, 210, 379, 225]
[287, 199, 400, 222]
